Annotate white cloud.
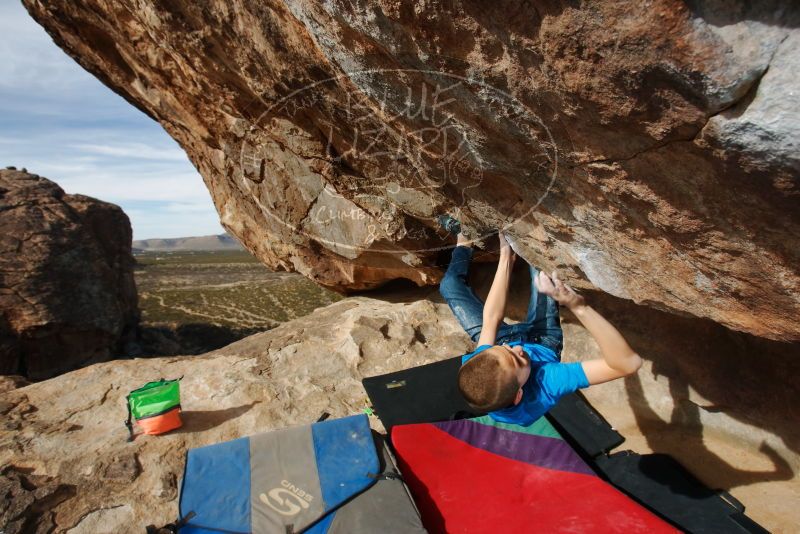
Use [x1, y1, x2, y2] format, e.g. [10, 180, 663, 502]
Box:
[23, 160, 211, 203]
[126, 205, 224, 240]
[0, 2, 226, 240]
[0, 4, 95, 92]
[71, 142, 189, 161]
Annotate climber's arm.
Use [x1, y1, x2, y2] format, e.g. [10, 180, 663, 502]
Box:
[571, 303, 642, 385]
[476, 234, 515, 347]
[535, 271, 642, 385]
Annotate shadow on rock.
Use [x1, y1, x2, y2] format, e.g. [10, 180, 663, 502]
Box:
[580, 287, 800, 459]
[0, 465, 77, 532]
[581, 288, 799, 490]
[134, 324, 268, 357]
[175, 401, 261, 434]
[625, 373, 793, 490]
[353, 277, 437, 303]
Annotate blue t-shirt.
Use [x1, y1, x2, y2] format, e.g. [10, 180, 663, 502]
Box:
[461, 341, 589, 426]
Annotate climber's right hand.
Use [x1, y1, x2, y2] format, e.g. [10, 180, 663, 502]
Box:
[535, 271, 584, 309]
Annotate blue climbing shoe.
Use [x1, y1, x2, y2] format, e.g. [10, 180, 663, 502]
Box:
[437, 214, 462, 235]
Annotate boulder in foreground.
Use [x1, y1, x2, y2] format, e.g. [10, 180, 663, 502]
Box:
[0, 295, 797, 532]
[0, 169, 138, 379]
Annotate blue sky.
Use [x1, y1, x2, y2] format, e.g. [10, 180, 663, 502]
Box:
[0, 2, 224, 240]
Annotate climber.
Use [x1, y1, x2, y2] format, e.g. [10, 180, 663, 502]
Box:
[437, 216, 643, 426]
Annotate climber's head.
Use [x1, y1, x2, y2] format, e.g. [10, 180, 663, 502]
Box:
[457, 344, 530, 412]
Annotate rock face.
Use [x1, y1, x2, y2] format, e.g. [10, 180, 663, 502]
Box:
[21, 0, 800, 340]
[0, 297, 471, 533]
[0, 169, 138, 379]
[0, 294, 797, 532]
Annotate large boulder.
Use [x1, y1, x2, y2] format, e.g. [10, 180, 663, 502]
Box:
[0, 295, 797, 532]
[21, 0, 800, 341]
[0, 169, 138, 379]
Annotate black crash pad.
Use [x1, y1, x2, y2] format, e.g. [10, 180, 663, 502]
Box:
[362, 356, 479, 431]
[362, 355, 623, 459]
[595, 452, 769, 534]
[547, 389, 624, 457]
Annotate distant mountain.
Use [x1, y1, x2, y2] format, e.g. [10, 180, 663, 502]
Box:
[133, 233, 244, 251]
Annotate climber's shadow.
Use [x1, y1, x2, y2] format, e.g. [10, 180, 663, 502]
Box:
[587, 287, 800, 490]
[175, 401, 261, 434]
[625, 373, 793, 490]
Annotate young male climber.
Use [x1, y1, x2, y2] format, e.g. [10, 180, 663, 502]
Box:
[439, 223, 642, 426]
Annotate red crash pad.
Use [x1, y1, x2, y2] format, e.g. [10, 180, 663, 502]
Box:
[392, 417, 678, 533]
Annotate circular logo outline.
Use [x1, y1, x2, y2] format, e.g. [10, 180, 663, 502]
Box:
[238, 68, 558, 254]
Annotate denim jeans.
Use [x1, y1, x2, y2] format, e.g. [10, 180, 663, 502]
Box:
[439, 246, 564, 357]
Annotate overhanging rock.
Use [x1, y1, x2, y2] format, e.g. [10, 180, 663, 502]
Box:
[22, 0, 800, 340]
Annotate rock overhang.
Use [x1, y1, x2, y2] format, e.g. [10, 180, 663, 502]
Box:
[20, 0, 800, 340]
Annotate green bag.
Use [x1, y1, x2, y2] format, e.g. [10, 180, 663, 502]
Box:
[124, 378, 182, 441]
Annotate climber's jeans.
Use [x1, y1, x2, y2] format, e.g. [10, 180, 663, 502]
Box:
[439, 246, 564, 357]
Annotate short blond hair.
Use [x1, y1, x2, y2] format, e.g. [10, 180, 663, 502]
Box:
[457, 346, 519, 412]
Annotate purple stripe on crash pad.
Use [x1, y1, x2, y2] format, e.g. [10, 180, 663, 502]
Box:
[433, 419, 595, 476]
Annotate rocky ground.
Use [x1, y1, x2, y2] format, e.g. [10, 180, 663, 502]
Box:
[0, 296, 471, 533]
[1, 286, 798, 533]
